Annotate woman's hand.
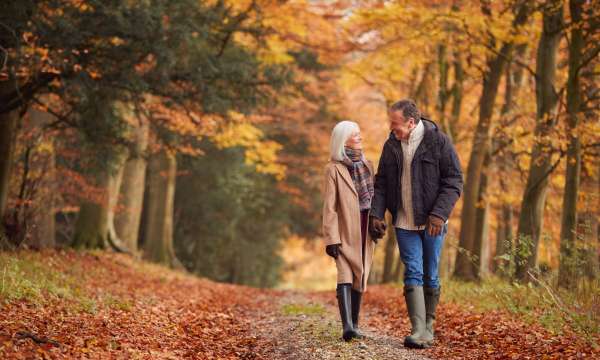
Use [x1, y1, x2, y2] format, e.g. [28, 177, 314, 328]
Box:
[326, 244, 341, 259]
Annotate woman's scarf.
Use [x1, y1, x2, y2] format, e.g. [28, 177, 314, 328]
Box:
[343, 148, 374, 210]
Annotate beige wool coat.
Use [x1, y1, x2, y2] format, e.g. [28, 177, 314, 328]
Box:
[322, 160, 376, 292]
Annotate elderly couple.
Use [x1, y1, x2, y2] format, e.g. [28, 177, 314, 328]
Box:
[322, 99, 463, 348]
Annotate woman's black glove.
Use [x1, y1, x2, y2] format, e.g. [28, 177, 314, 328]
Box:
[325, 244, 340, 259]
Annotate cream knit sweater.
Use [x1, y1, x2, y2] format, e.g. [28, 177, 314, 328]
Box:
[395, 121, 426, 230]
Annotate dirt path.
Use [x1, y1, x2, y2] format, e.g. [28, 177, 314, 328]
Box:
[251, 290, 430, 360]
[2, 250, 596, 359]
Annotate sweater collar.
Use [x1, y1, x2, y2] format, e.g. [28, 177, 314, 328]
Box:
[403, 120, 424, 145]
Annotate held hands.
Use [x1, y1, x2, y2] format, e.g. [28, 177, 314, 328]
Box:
[426, 215, 444, 237]
[369, 216, 387, 242]
[326, 244, 341, 259]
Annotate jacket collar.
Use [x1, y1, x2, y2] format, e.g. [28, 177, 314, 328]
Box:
[331, 160, 374, 196]
[388, 118, 438, 157]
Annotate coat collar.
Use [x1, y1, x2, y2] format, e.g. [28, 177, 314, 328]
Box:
[388, 118, 438, 159]
[331, 160, 374, 196]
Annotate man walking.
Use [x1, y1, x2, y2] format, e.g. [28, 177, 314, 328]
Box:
[369, 99, 463, 348]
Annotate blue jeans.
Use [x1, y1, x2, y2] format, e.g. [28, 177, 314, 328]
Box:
[395, 225, 447, 288]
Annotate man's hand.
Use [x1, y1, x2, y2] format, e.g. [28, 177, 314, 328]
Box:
[426, 215, 444, 237]
[326, 244, 340, 259]
[369, 216, 387, 240]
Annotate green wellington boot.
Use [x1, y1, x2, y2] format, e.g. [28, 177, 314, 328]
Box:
[403, 285, 429, 349]
[424, 286, 441, 345]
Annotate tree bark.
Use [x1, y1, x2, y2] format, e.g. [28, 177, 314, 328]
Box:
[0, 109, 19, 223]
[142, 150, 179, 267]
[106, 152, 129, 252]
[558, 0, 586, 286]
[381, 214, 397, 283]
[114, 119, 149, 253]
[25, 107, 56, 248]
[72, 169, 111, 249]
[414, 61, 435, 114]
[474, 155, 490, 275]
[515, 0, 563, 282]
[454, 1, 531, 281]
[436, 44, 452, 139]
[448, 52, 464, 142]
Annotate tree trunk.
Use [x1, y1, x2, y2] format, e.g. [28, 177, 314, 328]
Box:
[25, 107, 56, 248]
[0, 109, 19, 223]
[491, 44, 526, 276]
[106, 152, 129, 252]
[474, 155, 490, 275]
[454, 2, 531, 281]
[114, 119, 149, 253]
[436, 44, 452, 139]
[142, 150, 179, 267]
[558, 0, 585, 286]
[515, 1, 563, 282]
[414, 61, 435, 114]
[72, 172, 110, 249]
[448, 52, 464, 142]
[381, 214, 397, 283]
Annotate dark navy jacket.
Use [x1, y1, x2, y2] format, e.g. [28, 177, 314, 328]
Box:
[371, 118, 463, 225]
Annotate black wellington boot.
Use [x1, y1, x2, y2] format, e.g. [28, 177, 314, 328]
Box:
[337, 284, 359, 341]
[351, 288, 365, 339]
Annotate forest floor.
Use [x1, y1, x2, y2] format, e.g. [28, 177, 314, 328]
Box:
[0, 250, 597, 359]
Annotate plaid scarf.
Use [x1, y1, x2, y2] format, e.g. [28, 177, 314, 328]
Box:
[343, 148, 374, 210]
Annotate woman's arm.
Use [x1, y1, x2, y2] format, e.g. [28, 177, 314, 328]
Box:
[322, 165, 342, 246]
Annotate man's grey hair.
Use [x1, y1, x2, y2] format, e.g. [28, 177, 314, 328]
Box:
[389, 99, 421, 123]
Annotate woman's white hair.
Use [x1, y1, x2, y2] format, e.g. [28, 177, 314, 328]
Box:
[330, 120, 360, 161]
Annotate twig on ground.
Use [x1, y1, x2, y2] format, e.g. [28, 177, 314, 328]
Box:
[15, 331, 60, 347]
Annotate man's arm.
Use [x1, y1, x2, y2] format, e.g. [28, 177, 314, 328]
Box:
[429, 135, 463, 221]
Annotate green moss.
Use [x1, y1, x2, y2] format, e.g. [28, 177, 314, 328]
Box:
[281, 302, 326, 316]
[0, 252, 75, 303]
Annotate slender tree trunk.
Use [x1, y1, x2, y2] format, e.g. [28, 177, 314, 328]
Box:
[448, 52, 464, 141]
[515, 1, 563, 281]
[0, 110, 19, 224]
[491, 44, 526, 276]
[382, 214, 397, 283]
[414, 61, 435, 113]
[474, 154, 490, 275]
[558, 0, 585, 286]
[142, 150, 179, 267]
[437, 44, 452, 138]
[454, 1, 531, 281]
[114, 119, 149, 253]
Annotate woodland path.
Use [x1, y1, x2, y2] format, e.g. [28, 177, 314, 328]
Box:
[0, 250, 596, 359]
[251, 290, 429, 360]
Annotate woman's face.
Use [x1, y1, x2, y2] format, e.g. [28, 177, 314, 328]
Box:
[345, 130, 362, 150]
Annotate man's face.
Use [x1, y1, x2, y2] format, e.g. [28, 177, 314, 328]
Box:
[389, 110, 415, 140]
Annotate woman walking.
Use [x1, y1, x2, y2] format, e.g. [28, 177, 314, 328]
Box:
[322, 120, 379, 341]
